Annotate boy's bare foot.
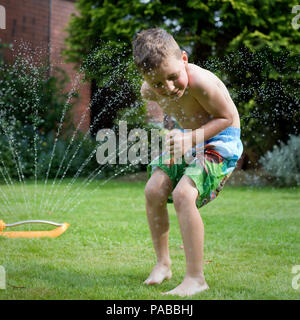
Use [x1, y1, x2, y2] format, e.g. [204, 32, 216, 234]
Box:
[144, 263, 172, 285]
[162, 276, 209, 297]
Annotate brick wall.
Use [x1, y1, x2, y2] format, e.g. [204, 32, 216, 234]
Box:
[0, 0, 91, 133]
[0, 0, 161, 134]
[49, 0, 90, 133]
[0, 0, 50, 61]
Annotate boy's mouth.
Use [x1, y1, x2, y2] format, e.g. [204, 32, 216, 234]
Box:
[172, 88, 185, 97]
[169, 89, 181, 96]
[161, 88, 183, 98]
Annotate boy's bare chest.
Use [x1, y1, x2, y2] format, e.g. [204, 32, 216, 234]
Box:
[158, 94, 210, 129]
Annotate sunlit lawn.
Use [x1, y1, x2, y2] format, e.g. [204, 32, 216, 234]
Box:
[0, 178, 299, 300]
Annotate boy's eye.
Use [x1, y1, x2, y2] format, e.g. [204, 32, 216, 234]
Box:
[154, 83, 163, 88]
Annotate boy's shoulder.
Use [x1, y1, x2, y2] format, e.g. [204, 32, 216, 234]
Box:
[187, 63, 215, 88]
[187, 63, 223, 99]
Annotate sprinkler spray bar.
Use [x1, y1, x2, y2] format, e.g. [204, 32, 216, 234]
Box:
[5, 220, 64, 227]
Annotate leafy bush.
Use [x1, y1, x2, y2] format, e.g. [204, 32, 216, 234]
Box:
[93, 100, 157, 178]
[0, 43, 101, 181]
[38, 131, 99, 180]
[203, 47, 300, 166]
[0, 124, 100, 181]
[0, 43, 74, 135]
[259, 135, 300, 187]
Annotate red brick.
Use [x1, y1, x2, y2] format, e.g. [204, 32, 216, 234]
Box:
[1, 0, 91, 133]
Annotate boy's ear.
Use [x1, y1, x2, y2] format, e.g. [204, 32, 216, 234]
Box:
[182, 50, 188, 64]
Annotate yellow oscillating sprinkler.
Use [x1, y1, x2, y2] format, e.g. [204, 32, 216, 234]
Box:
[0, 220, 70, 239]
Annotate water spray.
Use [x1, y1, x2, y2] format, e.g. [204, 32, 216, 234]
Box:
[0, 220, 69, 239]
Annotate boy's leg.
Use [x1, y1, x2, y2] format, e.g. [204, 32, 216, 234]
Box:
[144, 167, 173, 285]
[163, 175, 209, 296]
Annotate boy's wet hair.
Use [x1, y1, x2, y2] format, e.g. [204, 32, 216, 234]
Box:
[132, 28, 182, 73]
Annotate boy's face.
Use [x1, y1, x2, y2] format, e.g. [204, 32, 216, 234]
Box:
[143, 51, 189, 99]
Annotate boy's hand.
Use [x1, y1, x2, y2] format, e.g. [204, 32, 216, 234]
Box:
[165, 129, 193, 164]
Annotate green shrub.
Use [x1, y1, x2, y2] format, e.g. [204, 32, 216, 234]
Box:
[0, 124, 100, 181]
[0, 43, 100, 181]
[259, 135, 300, 187]
[0, 43, 74, 135]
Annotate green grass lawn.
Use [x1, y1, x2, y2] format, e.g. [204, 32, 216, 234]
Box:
[0, 179, 299, 300]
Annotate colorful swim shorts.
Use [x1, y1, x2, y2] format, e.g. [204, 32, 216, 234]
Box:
[147, 127, 243, 208]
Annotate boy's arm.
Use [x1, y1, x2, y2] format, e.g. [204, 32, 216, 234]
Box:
[140, 81, 158, 101]
[191, 77, 234, 144]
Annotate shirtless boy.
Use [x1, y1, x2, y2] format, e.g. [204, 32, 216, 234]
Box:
[132, 28, 243, 297]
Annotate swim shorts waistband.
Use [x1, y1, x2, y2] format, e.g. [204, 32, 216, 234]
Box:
[178, 127, 241, 138]
[214, 127, 241, 138]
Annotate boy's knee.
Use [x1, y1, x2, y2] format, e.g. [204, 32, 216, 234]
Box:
[145, 181, 169, 204]
[172, 185, 197, 211]
[172, 187, 185, 210]
[145, 183, 157, 199]
[145, 169, 172, 202]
